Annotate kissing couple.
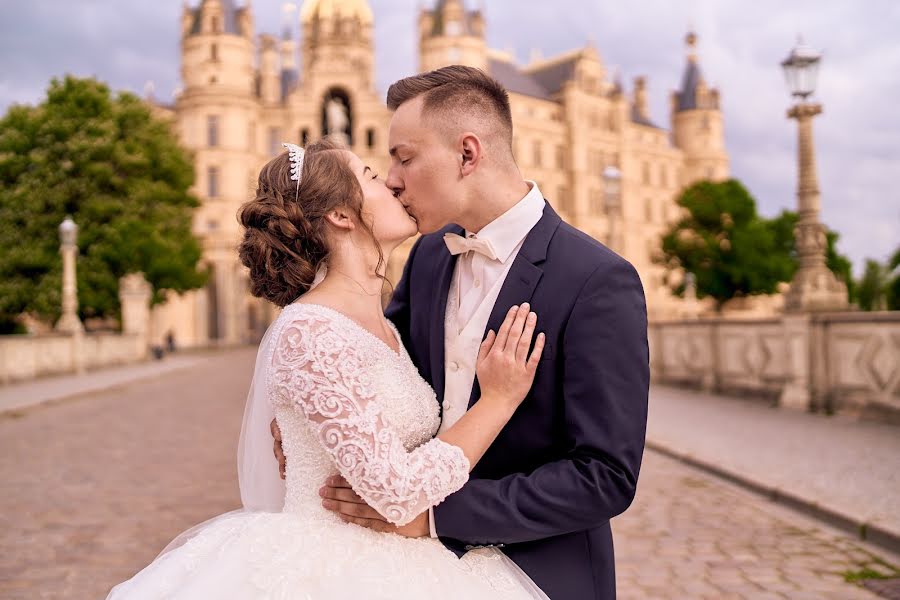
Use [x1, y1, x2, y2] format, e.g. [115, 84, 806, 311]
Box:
[108, 65, 649, 600]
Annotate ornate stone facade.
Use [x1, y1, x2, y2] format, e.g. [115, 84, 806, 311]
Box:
[152, 0, 731, 347]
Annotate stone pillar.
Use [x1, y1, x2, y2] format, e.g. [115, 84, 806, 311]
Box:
[779, 313, 812, 410]
[783, 103, 848, 312]
[119, 273, 152, 343]
[55, 217, 84, 335]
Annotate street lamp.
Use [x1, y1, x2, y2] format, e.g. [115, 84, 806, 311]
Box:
[56, 216, 84, 334]
[781, 38, 821, 100]
[780, 38, 848, 312]
[603, 165, 623, 252]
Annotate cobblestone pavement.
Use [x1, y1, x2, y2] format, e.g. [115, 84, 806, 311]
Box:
[1, 349, 897, 599]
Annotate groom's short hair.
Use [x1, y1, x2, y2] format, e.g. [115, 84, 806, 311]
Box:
[387, 65, 514, 150]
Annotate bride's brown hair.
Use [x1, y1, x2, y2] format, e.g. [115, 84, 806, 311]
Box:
[238, 138, 383, 307]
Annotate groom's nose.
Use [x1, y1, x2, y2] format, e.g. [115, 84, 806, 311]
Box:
[385, 167, 404, 196]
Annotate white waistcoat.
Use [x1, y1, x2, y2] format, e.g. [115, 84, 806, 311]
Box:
[438, 257, 516, 433]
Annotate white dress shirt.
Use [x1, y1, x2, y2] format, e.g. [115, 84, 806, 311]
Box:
[428, 181, 545, 538]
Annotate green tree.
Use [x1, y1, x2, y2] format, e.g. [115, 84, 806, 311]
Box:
[888, 247, 900, 310]
[856, 259, 890, 311]
[656, 179, 852, 311]
[0, 76, 207, 333]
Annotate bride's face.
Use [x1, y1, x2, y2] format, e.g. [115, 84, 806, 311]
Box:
[342, 151, 418, 246]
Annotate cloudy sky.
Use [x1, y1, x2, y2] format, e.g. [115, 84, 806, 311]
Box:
[2, 0, 898, 274]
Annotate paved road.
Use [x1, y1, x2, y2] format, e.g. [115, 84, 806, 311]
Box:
[1, 349, 894, 599]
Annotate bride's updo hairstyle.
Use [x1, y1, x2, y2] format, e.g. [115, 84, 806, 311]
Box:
[238, 138, 379, 307]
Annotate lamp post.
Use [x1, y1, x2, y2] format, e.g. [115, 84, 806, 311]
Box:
[603, 165, 623, 252]
[780, 38, 848, 312]
[56, 216, 84, 334]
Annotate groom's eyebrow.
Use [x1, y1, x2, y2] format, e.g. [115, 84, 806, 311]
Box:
[388, 144, 407, 158]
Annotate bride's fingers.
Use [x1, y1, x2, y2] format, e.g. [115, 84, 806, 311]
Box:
[477, 330, 496, 365]
[526, 333, 546, 372]
[493, 305, 519, 352]
[516, 311, 537, 364]
[504, 303, 529, 354]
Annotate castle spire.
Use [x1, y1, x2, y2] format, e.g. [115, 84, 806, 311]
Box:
[675, 31, 716, 112]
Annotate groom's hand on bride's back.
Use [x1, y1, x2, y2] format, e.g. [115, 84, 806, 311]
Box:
[320, 475, 430, 538]
[271, 419, 286, 480]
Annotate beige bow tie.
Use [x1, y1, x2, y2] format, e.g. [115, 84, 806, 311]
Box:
[443, 232, 498, 261]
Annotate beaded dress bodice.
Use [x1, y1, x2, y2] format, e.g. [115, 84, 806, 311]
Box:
[267, 303, 469, 526]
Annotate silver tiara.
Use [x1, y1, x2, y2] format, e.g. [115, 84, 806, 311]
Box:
[282, 142, 305, 196]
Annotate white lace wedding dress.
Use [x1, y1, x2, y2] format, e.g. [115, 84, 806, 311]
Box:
[107, 303, 547, 600]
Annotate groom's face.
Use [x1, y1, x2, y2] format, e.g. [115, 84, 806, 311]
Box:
[386, 97, 464, 235]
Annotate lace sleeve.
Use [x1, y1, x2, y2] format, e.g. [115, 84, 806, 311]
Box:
[269, 310, 470, 526]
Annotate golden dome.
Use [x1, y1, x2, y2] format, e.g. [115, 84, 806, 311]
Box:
[300, 0, 373, 25]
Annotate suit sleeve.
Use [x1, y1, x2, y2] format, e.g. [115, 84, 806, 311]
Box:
[432, 259, 649, 546]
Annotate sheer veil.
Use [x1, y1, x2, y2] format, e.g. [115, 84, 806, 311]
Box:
[156, 265, 328, 556]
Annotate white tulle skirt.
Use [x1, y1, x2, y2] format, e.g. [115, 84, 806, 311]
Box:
[106, 510, 548, 600]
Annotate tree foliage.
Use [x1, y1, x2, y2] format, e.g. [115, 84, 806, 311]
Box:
[0, 76, 206, 332]
[656, 179, 852, 310]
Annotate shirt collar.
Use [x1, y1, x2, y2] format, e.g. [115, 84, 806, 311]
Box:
[465, 181, 545, 263]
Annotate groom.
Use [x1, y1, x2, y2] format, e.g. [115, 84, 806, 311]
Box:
[276, 65, 649, 599]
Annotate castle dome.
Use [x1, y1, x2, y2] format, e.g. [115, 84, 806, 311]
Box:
[300, 0, 373, 25]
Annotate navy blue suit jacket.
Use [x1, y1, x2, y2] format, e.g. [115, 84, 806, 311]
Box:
[385, 202, 649, 600]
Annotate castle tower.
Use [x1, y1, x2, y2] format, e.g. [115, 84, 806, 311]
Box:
[301, 0, 375, 88]
[670, 32, 729, 186]
[419, 0, 487, 72]
[177, 0, 258, 345]
[180, 0, 255, 93]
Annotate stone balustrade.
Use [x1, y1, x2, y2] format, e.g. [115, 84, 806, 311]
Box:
[649, 311, 900, 423]
[0, 273, 152, 385]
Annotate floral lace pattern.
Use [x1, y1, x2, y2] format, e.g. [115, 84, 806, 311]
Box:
[106, 303, 548, 600]
[269, 304, 470, 526]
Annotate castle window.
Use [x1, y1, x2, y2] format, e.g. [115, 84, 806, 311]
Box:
[642, 161, 651, 185]
[366, 128, 376, 150]
[446, 21, 462, 37]
[556, 145, 565, 169]
[208, 166, 220, 198]
[268, 127, 281, 156]
[301, 128, 310, 146]
[644, 198, 653, 223]
[248, 121, 256, 152]
[207, 115, 219, 147]
[211, 16, 220, 34]
[701, 115, 711, 131]
[660, 164, 668, 188]
[532, 140, 542, 168]
[211, 43, 218, 62]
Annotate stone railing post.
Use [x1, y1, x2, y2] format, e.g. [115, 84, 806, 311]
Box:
[119, 273, 152, 353]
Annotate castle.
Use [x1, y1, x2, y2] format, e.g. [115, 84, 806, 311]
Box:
[151, 0, 729, 347]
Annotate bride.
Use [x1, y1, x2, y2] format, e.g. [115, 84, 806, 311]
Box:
[106, 139, 548, 599]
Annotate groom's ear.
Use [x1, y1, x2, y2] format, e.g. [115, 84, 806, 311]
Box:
[459, 133, 483, 177]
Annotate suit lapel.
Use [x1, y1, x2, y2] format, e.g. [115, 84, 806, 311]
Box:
[467, 203, 561, 408]
[429, 226, 463, 419]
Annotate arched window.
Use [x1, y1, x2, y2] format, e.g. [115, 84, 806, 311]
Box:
[322, 88, 354, 147]
[211, 43, 218, 62]
[366, 128, 376, 149]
